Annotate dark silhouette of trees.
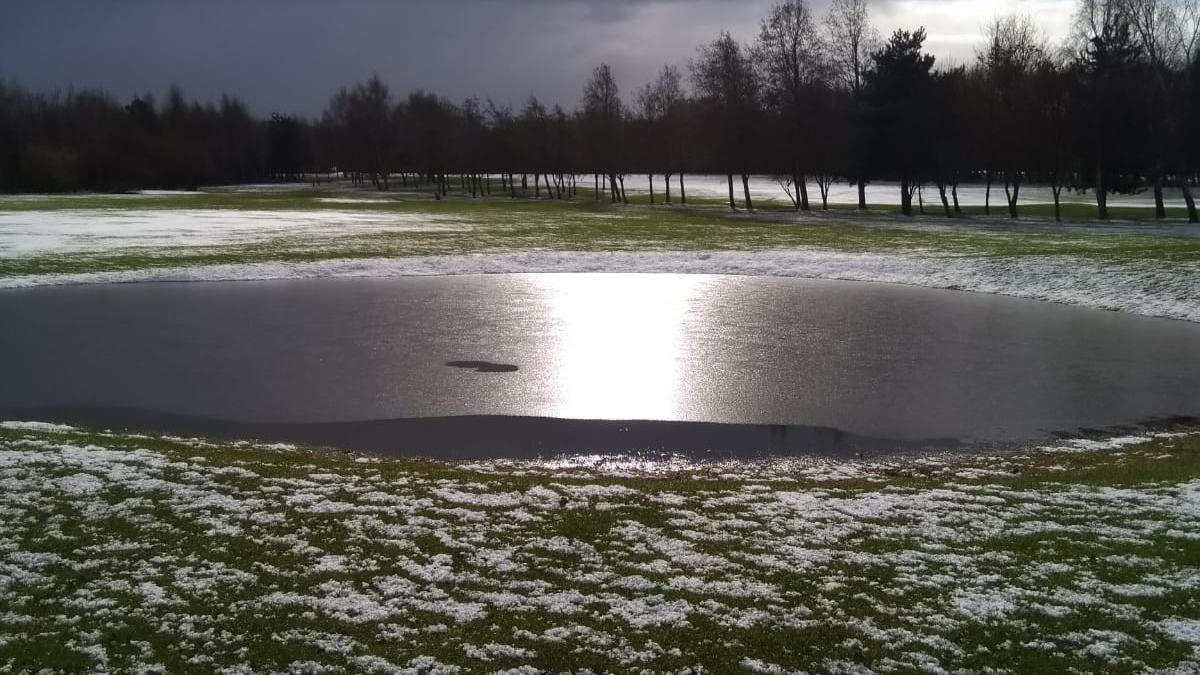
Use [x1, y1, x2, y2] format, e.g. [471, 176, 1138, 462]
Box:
[927, 66, 972, 216]
[1075, 0, 1146, 220]
[651, 66, 691, 204]
[268, 113, 307, 182]
[864, 28, 936, 216]
[582, 64, 625, 203]
[756, 0, 825, 211]
[692, 31, 761, 210]
[1, 0, 1198, 224]
[0, 81, 281, 193]
[978, 15, 1046, 218]
[403, 90, 455, 196]
[635, 65, 685, 204]
[825, 0, 878, 209]
[1028, 57, 1082, 221]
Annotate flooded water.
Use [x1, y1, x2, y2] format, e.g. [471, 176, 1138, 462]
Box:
[1, 274, 1197, 457]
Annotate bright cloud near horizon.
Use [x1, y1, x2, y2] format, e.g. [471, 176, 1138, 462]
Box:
[0, 0, 1074, 116]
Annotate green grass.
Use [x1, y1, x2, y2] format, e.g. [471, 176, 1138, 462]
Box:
[2, 185, 1199, 280]
[1, 422, 1198, 673]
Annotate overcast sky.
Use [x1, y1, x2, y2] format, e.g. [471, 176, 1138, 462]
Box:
[0, 0, 1075, 117]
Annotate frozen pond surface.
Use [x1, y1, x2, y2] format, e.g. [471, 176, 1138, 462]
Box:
[1, 274, 1198, 458]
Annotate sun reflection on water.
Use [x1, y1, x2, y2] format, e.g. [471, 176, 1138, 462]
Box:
[537, 273, 707, 421]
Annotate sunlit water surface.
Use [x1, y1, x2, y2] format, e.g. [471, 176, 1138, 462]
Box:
[1, 274, 1197, 457]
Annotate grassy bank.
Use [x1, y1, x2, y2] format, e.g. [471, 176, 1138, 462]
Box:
[2, 422, 1199, 673]
[1, 187, 1199, 281]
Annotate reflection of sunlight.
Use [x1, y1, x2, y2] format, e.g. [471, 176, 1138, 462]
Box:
[539, 273, 705, 421]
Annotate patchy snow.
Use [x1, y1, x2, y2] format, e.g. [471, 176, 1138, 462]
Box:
[0, 420, 76, 432]
[0, 208, 473, 256]
[1, 424, 1198, 672]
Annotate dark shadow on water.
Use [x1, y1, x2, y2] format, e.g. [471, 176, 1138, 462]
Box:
[0, 406, 969, 460]
[445, 361, 519, 373]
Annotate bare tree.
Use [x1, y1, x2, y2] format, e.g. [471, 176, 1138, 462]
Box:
[326, 75, 395, 190]
[757, 0, 826, 210]
[1181, 0, 1200, 220]
[636, 64, 685, 204]
[825, 0, 878, 208]
[1074, 0, 1143, 220]
[582, 64, 626, 203]
[978, 14, 1046, 218]
[1127, 0, 1200, 219]
[692, 31, 761, 210]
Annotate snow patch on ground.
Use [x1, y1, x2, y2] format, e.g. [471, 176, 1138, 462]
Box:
[3, 249, 1199, 323]
[0, 209, 473, 256]
[1, 424, 1198, 672]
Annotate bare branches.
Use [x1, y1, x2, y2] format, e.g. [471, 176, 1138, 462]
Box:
[978, 14, 1047, 76]
[824, 0, 878, 95]
[757, 0, 825, 107]
[635, 65, 682, 122]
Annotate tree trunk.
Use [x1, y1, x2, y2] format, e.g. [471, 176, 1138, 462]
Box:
[742, 174, 753, 211]
[951, 183, 961, 215]
[1005, 175, 1020, 219]
[1182, 184, 1198, 223]
[679, 174, 686, 204]
[900, 178, 912, 216]
[510, 173, 516, 199]
[819, 180, 830, 210]
[594, 174, 599, 200]
[984, 170, 992, 216]
[618, 175, 628, 204]
[790, 173, 802, 211]
[727, 173, 736, 210]
[1096, 163, 1108, 220]
[798, 174, 810, 211]
[648, 174, 654, 204]
[664, 173, 672, 204]
[534, 174, 540, 198]
[1052, 184, 1062, 223]
[918, 185, 925, 215]
[857, 181, 866, 209]
[1153, 177, 1165, 219]
[937, 183, 951, 217]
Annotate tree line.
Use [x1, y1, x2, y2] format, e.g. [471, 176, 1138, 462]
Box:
[1, 0, 1198, 221]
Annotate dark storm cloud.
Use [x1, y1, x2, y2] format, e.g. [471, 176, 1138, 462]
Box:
[0, 0, 1068, 116]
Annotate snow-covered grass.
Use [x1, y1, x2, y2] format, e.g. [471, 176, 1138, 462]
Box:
[2, 421, 1199, 674]
[2, 187, 1200, 323]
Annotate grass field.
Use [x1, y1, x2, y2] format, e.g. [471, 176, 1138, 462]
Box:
[2, 185, 1199, 673]
[2, 185, 1199, 323]
[2, 187, 1199, 277]
[1, 421, 1198, 674]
